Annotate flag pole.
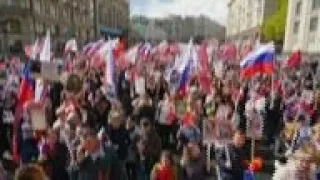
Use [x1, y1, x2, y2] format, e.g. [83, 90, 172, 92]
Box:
[249, 79, 255, 162]
[270, 43, 276, 109]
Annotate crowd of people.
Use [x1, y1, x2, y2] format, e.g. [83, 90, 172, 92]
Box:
[0, 38, 319, 180]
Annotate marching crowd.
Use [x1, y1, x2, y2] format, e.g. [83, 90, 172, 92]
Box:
[0, 39, 319, 180]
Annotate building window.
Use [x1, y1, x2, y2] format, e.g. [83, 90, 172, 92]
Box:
[293, 21, 300, 33]
[51, 25, 55, 35]
[7, 20, 21, 34]
[312, 0, 320, 9]
[310, 16, 318, 32]
[50, 4, 55, 19]
[34, 0, 41, 14]
[295, 1, 302, 15]
[63, 10, 68, 20]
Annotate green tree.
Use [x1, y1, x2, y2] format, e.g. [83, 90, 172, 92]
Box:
[262, 0, 288, 42]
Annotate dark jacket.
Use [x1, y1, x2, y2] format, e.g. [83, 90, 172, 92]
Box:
[135, 156, 154, 180]
[43, 142, 69, 180]
[217, 145, 249, 180]
[106, 125, 130, 161]
[78, 146, 125, 180]
[180, 156, 207, 180]
[141, 130, 161, 160]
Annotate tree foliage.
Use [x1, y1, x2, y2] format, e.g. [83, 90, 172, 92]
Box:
[262, 0, 288, 42]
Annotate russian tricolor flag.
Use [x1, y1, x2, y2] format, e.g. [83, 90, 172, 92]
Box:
[139, 42, 152, 61]
[240, 43, 275, 78]
[177, 59, 192, 96]
[18, 62, 34, 106]
[105, 41, 117, 100]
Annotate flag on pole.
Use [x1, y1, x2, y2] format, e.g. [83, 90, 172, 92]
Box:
[177, 59, 192, 96]
[105, 41, 117, 99]
[82, 42, 94, 55]
[87, 40, 104, 57]
[198, 42, 212, 94]
[24, 39, 40, 60]
[64, 39, 78, 53]
[139, 42, 152, 61]
[39, 30, 51, 62]
[13, 62, 34, 163]
[31, 39, 39, 60]
[286, 50, 301, 69]
[220, 42, 237, 61]
[34, 78, 44, 103]
[18, 62, 34, 106]
[240, 43, 275, 79]
[125, 44, 139, 64]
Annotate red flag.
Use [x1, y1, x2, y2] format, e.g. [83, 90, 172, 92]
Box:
[18, 79, 33, 106]
[286, 50, 301, 69]
[114, 40, 125, 59]
[220, 42, 237, 61]
[198, 42, 212, 94]
[199, 42, 210, 72]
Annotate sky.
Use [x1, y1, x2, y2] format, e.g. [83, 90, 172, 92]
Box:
[130, 0, 228, 26]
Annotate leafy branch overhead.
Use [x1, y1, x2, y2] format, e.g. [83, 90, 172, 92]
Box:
[262, 0, 288, 42]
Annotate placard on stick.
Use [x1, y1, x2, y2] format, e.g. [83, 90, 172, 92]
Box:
[41, 62, 59, 81]
[203, 118, 216, 144]
[30, 107, 47, 130]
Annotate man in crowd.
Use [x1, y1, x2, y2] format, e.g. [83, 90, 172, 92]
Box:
[77, 128, 124, 180]
[217, 130, 249, 180]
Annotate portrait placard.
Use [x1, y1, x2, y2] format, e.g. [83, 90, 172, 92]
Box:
[41, 62, 59, 81]
[203, 118, 216, 144]
[216, 121, 233, 143]
[30, 107, 47, 130]
[135, 77, 145, 96]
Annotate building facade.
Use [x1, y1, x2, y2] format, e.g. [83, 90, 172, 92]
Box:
[0, 0, 129, 55]
[131, 15, 225, 43]
[284, 0, 320, 54]
[227, 0, 277, 42]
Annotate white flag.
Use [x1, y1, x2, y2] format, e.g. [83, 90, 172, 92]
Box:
[105, 41, 116, 97]
[125, 45, 139, 64]
[31, 39, 39, 60]
[64, 39, 78, 52]
[39, 30, 51, 62]
[34, 78, 44, 103]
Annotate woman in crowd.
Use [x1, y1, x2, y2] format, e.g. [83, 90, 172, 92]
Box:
[151, 150, 177, 180]
[135, 136, 155, 180]
[126, 116, 141, 180]
[156, 93, 176, 149]
[105, 109, 130, 176]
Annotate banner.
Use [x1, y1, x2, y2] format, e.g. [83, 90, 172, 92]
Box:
[30, 106, 46, 130]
